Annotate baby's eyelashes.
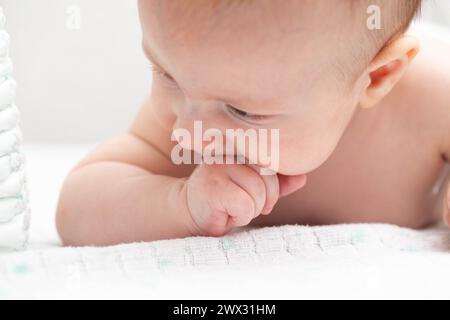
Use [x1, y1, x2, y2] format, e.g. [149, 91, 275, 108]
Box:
[148, 62, 275, 124]
[149, 63, 178, 87]
[225, 104, 272, 122]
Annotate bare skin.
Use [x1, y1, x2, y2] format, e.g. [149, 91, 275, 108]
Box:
[56, 0, 450, 246]
[256, 38, 450, 229]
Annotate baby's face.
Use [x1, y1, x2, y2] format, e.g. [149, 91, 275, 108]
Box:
[139, 0, 369, 175]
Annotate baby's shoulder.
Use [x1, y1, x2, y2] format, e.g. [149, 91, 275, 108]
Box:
[391, 27, 450, 120]
[404, 26, 450, 107]
[389, 26, 450, 153]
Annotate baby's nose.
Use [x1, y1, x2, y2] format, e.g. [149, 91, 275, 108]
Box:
[171, 101, 213, 150]
[171, 111, 207, 154]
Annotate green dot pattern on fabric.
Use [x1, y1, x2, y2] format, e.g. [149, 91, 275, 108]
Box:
[351, 230, 367, 243]
[402, 246, 419, 252]
[13, 264, 31, 274]
[222, 239, 235, 251]
[158, 258, 171, 268]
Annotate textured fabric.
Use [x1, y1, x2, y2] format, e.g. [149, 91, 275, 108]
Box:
[0, 11, 30, 251]
[0, 223, 449, 298]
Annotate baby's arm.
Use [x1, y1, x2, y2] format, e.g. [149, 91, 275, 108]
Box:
[56, 132, 305, 246]
[56, 132, 196, 246]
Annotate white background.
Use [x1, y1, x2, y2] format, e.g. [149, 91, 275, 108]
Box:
[2, 0, 150, 143]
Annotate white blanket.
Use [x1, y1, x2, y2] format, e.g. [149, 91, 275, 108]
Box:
[1, 222, 449, 299]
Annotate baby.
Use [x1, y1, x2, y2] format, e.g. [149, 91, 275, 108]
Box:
[56, 0, 450, 246]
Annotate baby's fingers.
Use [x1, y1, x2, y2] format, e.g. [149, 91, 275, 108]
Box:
[221, 180, 255, 228]
[278, 174, 307, 197]
[247, 165, 279, 215]
[227, 166, 267, 218]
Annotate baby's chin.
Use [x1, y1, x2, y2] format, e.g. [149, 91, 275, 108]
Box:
[275, 158, 327, 176]
[270, 166, 310, 177]
[277, 144, 342, 176]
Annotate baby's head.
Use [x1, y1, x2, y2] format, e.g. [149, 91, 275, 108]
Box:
[138, 0, 421, 174]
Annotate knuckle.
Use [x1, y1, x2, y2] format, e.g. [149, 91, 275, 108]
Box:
[204, 168, 228, 190]
[202, 221, 229, 237]
[232, 191, 255, 225]
[236, 186, 255, 212]
[253, 176, 267, 197]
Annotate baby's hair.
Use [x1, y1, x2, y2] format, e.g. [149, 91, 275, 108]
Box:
[165, 0, 423, 86]
[208, 0, 422, 42]
[212, 0, 422, 73]
[364, 0, 422, 51]
[387, 0, 422, 33]
[337, 0, 423, 85]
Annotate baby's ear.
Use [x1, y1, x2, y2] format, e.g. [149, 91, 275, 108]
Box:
[358, 35, 420, 109]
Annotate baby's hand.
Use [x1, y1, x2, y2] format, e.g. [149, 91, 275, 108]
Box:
[184, 163, 306, 236]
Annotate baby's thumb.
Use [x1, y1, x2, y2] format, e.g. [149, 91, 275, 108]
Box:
[278, 174, 307, 198]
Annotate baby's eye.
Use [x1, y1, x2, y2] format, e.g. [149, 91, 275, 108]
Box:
[226, 104, 269, 122]
[149, 64, 178, 86]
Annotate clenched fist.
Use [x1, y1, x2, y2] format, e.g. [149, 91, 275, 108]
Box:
[183, 163, 307, 237]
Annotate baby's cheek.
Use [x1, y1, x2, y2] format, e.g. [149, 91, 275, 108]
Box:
[277, 150, 315, 175]
[277, 141, 335, 175]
